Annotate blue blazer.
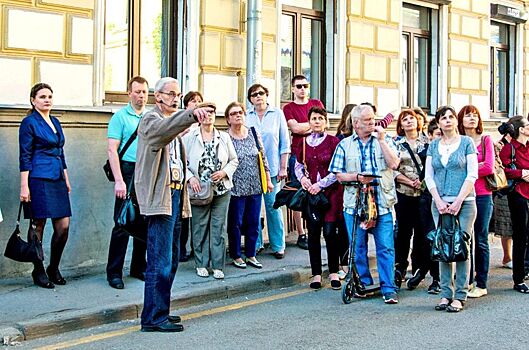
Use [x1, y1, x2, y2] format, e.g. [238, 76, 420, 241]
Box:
[19, 110, 67, 180]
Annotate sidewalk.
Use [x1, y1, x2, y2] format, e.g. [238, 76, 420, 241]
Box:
[0, 234, 315, 344]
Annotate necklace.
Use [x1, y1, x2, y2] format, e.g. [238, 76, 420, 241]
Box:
[441, 136, 458, 154]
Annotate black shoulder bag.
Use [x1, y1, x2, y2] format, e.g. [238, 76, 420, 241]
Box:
[427, 214, 471, 263]
[4, 203, 44, 263]
[103, 125, 139, 182]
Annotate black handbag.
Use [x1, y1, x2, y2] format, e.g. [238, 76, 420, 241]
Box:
[115, 174, 147, 243]
[4, 203, 44, 263]
[427, 214, 470, 263]
[103, 126, 139, 182]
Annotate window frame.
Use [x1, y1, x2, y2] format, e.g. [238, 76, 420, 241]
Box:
[280, 5, 326, 105]
[490, 21, 512, 117]
[401, 4, 433, 114]
[103, 0, 182, 104]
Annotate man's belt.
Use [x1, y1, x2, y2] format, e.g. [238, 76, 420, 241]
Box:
[170, 181, 182, 190]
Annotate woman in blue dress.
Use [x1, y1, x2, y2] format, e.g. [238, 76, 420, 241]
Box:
[19, 83, 72, 288]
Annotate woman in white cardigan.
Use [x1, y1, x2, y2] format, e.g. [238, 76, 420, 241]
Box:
[182, 102, 239, 279]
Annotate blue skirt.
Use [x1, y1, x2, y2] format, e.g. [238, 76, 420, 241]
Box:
[24, 177, 72, 219]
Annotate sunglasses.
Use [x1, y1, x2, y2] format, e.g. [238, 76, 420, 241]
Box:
[294, 84, 310, 89]
[250, 91, 266, 98]
[229, 110, 244, 116]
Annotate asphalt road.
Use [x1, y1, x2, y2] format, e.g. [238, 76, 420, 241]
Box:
[20, 265, 529, 350]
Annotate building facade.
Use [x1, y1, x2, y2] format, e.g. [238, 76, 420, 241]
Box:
[0, 0, 528, 277]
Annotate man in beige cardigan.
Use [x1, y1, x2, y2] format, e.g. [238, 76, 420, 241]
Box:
[135, 77, 212, 333]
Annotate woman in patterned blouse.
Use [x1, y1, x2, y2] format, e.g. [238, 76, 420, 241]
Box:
[182, 103, 239, 280]
[394, 109, 435, 291]
[225, 102, 273, 269]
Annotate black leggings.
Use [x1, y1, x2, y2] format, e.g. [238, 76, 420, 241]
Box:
[307, 220, 340, 276]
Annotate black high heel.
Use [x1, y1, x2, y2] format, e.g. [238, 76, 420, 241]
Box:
[32, 269, 55, 289]
[46, 267, 66, 285]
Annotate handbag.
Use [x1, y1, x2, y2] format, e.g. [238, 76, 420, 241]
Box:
[250, 127, 268, 194]
[4, 203, 44, 263]
[115, 174, 147, 242]
[103, 125, 139, 182]
[481, 136, 508, 192]
[188, 181, 214, 206]
[427, 214, 471, 263]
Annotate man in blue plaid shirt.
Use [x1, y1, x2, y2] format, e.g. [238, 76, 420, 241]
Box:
[329, 104, 401, 304]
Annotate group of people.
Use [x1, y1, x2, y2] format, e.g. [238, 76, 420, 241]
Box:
[17, 75, 529, 332]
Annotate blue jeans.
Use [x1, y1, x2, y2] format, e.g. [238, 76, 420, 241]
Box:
[256, 176, 285, 253]
[140, 189, 181, 327]
[432, 200, 477, 301]
[469, 195, 493, 289]
[344, 211, 396, 294]
[228, 194, 262, 259]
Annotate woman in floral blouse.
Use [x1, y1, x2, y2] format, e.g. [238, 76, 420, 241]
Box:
[394, 109, 434, 291]
[182, 103, 239, 280]
[225, 102, 273, 269]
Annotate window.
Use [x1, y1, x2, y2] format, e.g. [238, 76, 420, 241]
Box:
[104, 0, 181, 101]
[490, 22, 511, 116]
[280, 1, 325, 104]
[401, 4, 432, 112]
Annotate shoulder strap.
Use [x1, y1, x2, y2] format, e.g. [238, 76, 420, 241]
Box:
[402, 142, 422, 176]
[250, 127, 261, 151]
[118, 124, 140, 160]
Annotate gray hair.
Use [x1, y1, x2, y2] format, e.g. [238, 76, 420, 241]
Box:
[350, 104, 374, 122]
[154, 77, 179, 93]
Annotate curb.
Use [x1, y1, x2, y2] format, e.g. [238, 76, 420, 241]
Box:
[5, 267, 311, 342]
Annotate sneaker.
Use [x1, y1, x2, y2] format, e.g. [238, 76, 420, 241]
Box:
[297, 234, 309, 250]
[467, 287, 488, 298]
[428, 280, 441, 294]
[383, 292, 399, 304]
[337, 270, 347, 280]
[502, 261, 513, 269]
[406, 270, 424, 290]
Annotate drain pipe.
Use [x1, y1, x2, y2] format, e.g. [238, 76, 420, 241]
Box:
[246, 0, 262, 103]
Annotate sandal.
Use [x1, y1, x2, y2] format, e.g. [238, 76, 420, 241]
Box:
[446, 300, 465, 313]
[212, 269, 224, 279]
[196, 267, 209, 278]
[513, 283, 529, 293]
[309, 275, 322, 289]
[434, 298, 451, 311]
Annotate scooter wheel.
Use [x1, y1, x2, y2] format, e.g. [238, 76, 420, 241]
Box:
[341, 279, 354, 304]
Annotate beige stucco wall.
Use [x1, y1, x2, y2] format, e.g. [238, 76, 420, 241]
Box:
[345, 0, 400, 115]
[0, 0, 95, 105]
[199, 0, 278, 111]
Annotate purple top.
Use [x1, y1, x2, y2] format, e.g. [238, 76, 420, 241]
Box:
[294, 132, 337, 188]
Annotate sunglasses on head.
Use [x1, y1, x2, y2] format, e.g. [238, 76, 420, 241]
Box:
[250, 91, 266, 98]
[294, 84, 310, 89]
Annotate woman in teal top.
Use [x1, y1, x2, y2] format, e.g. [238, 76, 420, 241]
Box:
[424, 106, 478, 312]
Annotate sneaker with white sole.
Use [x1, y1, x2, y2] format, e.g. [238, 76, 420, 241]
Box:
[383, 292, 399, 304]
[212, 269, 224, 279]
[467, 287, 487, 298]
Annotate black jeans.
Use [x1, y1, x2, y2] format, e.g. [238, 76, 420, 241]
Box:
[419, 191, 439, 280]
[395, 192, 426, 276]
[106, 161, 147, 280]
[307, 220, 340, 276]
[507, 191, 529, 284]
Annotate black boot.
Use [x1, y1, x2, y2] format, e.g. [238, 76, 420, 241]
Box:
[32, 261, 54, 289]
[47, 227, 68, 285]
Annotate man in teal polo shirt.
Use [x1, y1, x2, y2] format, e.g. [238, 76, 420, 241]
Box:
[106, 76, 149, 289]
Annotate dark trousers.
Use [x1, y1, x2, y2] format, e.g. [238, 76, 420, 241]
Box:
[337, 220, 349, 266]
[507, 191, 529, 284]
[106, 161, 146, 280]
[469, 195, 493, 289]
[419, 191, 439, 280]
[307, 220, 340, 276]
[395, 192, 426, 276]
[141, 189, 181, 326]
[180, 218, 190, 259]
[227, 194, 261, 259]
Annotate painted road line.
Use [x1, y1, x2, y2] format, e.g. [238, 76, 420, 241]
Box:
[35, 287, 312, 350]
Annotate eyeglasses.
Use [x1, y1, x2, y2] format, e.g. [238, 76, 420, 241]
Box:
[160, 91, 182, 99]
[250, 91, 266, 98]
[229, 110, 244, 116]
[294, 84, 310, 89]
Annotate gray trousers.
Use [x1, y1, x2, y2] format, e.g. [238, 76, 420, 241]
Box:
[191, 192, 231, 270]
[432, 200, 477, 301]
